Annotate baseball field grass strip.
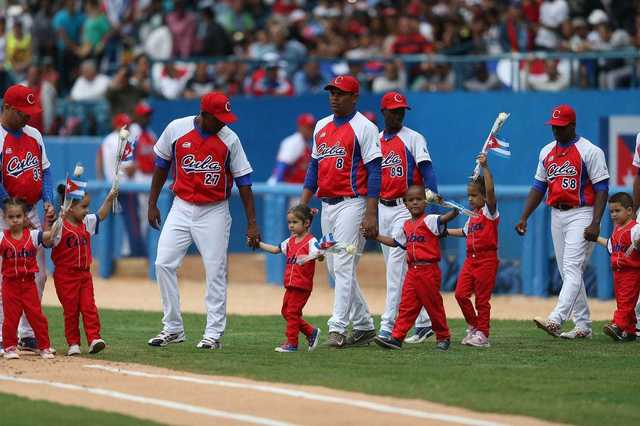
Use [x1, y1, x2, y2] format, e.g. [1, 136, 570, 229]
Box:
[0, 375, 294, 426]
[0, 391, 163, 426]
[43, 307, 640, 426]
[85, 364, 506, 426]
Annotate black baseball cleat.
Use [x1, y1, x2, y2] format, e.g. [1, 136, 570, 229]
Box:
[436, 340, 451, 351]
[18, 337, 38, 353]
[374, 335, 402, 350]
[603, 324, 624, 342]
[148, 330, 185, 347]
[346, 329, 376, 347]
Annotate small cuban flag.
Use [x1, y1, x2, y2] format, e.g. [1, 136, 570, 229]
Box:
[120, 139, 134, 162]
[486, 135, 511, 158]
[65, 176, 87, 200]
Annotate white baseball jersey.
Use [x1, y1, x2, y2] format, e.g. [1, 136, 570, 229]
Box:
[101, 131, 134, 184]
[632, 132, 640, 169]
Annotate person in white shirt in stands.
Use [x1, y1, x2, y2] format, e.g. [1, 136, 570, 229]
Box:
[535, 0, 569, 50]
[70, 59, 110, 101]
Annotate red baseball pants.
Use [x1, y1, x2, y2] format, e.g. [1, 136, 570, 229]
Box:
[2, 278, 50, 350]
[612, 270, 640, 334]
[392, 264, 450, 342]
[455, 253, 499, 336]
[281, 287, 314, 346]
[54, 270, 101, 346]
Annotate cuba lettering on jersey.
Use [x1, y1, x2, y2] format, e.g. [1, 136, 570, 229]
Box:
[463, 205, 500, 254]
[276, 132, 311, 184]
[0, 125, 50, 206]
[279, 234, 319, 291]
[607, 221, 640, 270]
[535, 137, 609, 207]
[154, 116, 253, 204]
[393, 214, 443, 263]
[51, 214, 99, 272]
[380, 127, 431, 199]
[312, 112, 381, 198]
[0, 229, 41, 279]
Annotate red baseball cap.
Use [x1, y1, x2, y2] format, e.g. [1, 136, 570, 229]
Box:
[297, 113, 316, 127]
[546, 104, 576, 126]
[2, 84, 42, 115]
[112, 113, 132, 129]
[201, 92, 237, 124]
[324, 75, 359, 94]
[380, 92, 411, 110]
[134, 101, 153, 117]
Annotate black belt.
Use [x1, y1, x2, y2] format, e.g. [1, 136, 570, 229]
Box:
[380, 198, 401, 207]
[321, 196, 358, 205]
[552, 203, 577, 211]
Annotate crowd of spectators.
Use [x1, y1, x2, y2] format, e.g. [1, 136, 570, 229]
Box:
[0, 0, 639, 135]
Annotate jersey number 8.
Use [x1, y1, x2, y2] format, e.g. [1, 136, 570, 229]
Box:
[561, 177, 577, 190]
[204, 173, 220, 186]
[335, 158, 344, 169]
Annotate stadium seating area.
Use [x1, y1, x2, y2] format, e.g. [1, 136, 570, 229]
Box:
[0, 0, 639, 135]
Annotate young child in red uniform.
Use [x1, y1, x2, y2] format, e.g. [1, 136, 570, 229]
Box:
[259, 205, 322, 353]
[448, 153, 499, 348]
[52, 184, 118, 356]
[372, 185, 459, 351]
[597, 192, 640, 342]
[2, 198, 59, 360]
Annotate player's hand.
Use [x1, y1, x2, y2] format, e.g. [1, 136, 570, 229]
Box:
[476, 153, 488, 167]
[148, 204, 162, 230]
[361, 212, 378, 239]
[584, 222, 600, 242]
[246, 222, 261, 250]
[515, 219, 527, 236]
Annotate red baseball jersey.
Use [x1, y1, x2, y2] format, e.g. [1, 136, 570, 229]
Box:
[607, 220, 640, 270]
[51, 214, 99, 272]
[0, 229, 41, 280]
[394, 214, 443, 263]
[154, 116, 253, 204]
[312, 112, 381, 198]
[380, 127, 430, 199]
[130, 123, 157, 175]
[0, 125, 50, 206]
[279, 234, 319, 291]
[535, 137, 609, 207]
[463, 205, 500, 254]
[276, 132, 311, 183]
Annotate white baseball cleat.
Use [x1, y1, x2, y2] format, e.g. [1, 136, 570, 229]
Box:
[533, 317, 561, 337]
[196, 337, 222, 350]
[559, 328, 592, 340]
[67, 344, 81, 356]
[148, 330, 185, 347]
[404, 326, 434, 344]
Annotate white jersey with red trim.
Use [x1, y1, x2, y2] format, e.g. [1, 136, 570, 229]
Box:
[276, 132, 311, 184]
[534, 136, 609, 207]
[380, 126, 431, 200]
[312, 111, 381, 198]
[154, 116, 253, 204]
[632, 132, 640, 169]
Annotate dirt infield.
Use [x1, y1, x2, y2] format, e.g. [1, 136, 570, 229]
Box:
[40, 254, 616, 320]
[0, 356, 564, 426]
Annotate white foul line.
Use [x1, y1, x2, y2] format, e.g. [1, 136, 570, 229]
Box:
[0, 374, 294, 426]
[85, 364, 508, 426]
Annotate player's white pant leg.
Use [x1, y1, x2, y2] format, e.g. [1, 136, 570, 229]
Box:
[379, 204, 408, 333]
[191, 201, 231, 340]
[155, 197, 195, 333]
[548, 208, 593, 329]
[326, 198, 373, 333]
[18, 210, 46, 339]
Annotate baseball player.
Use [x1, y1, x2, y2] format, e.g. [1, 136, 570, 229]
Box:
[0, 84, 55, 355]
[300, 75, 381, 348]
[516, 105, 609, 339]
[630, 131, 640, 335]
[377, 91, 436, 343]
[268, 113, 315, 185]
[147, 92, 260, 350]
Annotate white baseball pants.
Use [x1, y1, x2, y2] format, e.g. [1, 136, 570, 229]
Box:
[548, 207, 594, 330]
[321, 198, 375, 334]
[0, 209, 47, 342]
[378, 202, 431, 334]
[155, 197, 231, 340]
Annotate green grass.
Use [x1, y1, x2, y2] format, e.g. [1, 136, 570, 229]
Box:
[38, 307, 640, 425]
[0, 392, 163, 425]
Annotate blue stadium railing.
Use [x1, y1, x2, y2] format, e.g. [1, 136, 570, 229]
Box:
[84, 181, 617, 300]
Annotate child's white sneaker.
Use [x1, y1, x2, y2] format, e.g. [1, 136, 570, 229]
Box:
[460, 327, 477, 345]
[40, 348, 55, 359]
[89, 339, 106, 354]
[3, 346, 19, 359]
[67, 344, 81, 356]
[467, 330, 491, 348]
